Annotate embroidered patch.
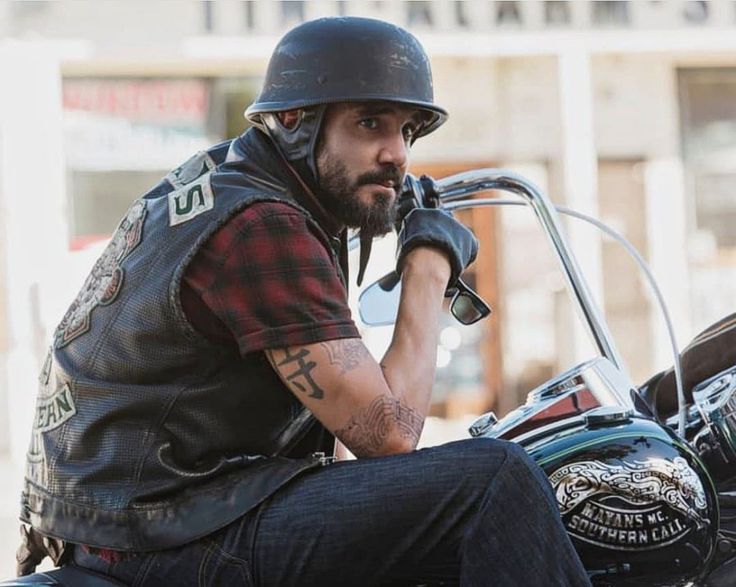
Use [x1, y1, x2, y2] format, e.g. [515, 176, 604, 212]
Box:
[27, 382, 77, 467]
[168, 175, 214, 227]
[34, 384, 77, 433]
[39, 348, 52, 385]
[54, 199, 147, 348]
[166, 150, 216, 189]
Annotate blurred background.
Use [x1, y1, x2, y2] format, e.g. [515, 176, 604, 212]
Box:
[1, 0, 736, 576]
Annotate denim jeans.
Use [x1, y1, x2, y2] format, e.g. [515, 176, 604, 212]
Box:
[73, 438, 591, 586]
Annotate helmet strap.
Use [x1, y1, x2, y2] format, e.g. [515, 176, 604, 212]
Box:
[261, 105, 327, 193]
[261, 105, 378, 286]
[266, 133, 343, 238]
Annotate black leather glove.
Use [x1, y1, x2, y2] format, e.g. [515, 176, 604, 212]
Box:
[396, 208, 478, 286]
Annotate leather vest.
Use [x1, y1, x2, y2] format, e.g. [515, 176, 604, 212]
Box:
[20, 130, 343, 551]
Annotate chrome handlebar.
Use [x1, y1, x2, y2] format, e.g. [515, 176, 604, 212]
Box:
[433, 169, 628, 384]
[351, 168, 636, 409]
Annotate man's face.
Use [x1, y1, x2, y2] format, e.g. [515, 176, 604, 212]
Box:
[315, 102, 423, 235]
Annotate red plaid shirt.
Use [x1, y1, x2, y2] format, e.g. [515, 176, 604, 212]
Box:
[180, 201, 358, 354]
[83, 203, 356, 562]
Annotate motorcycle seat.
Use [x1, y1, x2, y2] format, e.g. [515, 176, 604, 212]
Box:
[0, 566, 126, 587]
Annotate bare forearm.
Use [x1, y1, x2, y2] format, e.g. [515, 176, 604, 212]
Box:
[267, 249, 452, 458]
[268, 203, 475, 458]
[379, 248, 451, 443]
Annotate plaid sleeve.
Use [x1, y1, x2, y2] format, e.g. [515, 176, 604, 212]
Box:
[189, 202, 358, 356]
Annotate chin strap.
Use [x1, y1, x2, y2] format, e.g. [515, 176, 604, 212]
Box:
[356, 231, 373, 287]
[267, 142, 376, 291]
[271, 145, 343, 232]
[260, 110, 375, 288]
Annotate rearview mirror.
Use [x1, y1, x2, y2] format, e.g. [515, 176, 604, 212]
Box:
[358, 271, 402, 326]
[359, 272, 491, 327]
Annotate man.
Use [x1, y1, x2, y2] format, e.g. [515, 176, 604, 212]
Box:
[18, 17, 590, 586]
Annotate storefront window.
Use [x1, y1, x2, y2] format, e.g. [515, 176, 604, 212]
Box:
[62, 76, 259, 246]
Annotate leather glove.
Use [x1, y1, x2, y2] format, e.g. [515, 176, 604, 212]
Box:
[16, 525, 67, 576]
[396, 208, 478, 286]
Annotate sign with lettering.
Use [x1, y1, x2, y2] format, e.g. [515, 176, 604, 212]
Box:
[200, 1, 734, 36]
[550, 457, 708, 551]
[62, 79, 212, 171]
[63, 79, 209, 125]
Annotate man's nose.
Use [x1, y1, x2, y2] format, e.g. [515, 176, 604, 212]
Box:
[377, 132, 409, 168]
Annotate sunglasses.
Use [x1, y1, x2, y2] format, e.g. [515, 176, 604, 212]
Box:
[445, 277, 492, 325]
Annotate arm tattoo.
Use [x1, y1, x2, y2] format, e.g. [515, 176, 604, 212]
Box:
[319, 339, 369, 375]
[269, 347, 325, 400]
[335, 395, 424, 457]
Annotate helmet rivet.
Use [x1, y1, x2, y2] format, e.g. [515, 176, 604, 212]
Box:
[317, 75, 328, 85]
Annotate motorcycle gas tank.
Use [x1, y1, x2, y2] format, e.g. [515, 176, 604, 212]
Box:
[512, 410, 719, 585]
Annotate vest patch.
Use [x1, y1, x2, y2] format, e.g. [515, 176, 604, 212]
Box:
[166, 150, 217, 189]
[34, 384, 77, 433]
[27, 382, 77, 471]
[54, 200, 147, 348]
[168, 176, 214, 226]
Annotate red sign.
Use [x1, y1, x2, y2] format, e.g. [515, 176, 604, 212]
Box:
[63, 79, 210, 125]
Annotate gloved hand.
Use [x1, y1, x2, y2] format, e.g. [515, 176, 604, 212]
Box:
[15, 525, 67, 576]
[396, 208, 478, 286]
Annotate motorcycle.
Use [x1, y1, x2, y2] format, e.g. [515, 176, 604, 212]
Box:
[4, 168, 735, 586]
[357, 170, 736, 586]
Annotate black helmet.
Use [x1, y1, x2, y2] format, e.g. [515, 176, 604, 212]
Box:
[246, 17, 447, 136]
[245, 17, 447, 191]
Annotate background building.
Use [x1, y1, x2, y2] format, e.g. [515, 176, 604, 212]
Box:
[1, 1, 736, 573]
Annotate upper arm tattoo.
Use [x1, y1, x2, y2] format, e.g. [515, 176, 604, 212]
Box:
[335, 395, 424, 457]
[267, 347, 325, 400]
[319, 339, 369, 375]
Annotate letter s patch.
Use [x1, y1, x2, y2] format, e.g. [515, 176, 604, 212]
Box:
[168, 175, 214, 226]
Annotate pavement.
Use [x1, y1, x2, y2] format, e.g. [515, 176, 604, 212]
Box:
[0, 416, 475, 580]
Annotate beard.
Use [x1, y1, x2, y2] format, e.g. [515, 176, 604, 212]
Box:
[316, 154, 401, 236]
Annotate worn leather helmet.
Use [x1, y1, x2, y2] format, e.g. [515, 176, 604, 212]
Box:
[245, 16, 447, 135]
[245, 17, 447, 191]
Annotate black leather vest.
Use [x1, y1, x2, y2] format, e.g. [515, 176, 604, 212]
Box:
[20, 131, 344, 551]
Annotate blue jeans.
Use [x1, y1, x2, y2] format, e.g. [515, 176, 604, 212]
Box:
[73, 438, 591, 586]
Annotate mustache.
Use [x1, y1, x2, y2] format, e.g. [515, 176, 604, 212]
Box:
[356, 167, 403, 190]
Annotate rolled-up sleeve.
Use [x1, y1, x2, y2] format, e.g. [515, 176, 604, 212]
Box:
[183, 202, 358, 356]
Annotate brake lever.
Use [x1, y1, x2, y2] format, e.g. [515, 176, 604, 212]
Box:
[397, 174, 440, 221]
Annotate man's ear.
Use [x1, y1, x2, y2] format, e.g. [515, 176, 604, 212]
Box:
[277, 110, 302, 130]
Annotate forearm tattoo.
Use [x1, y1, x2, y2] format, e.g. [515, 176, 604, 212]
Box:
[336, 395, 424, 457]
[268, 347, 325, 400]
[320, 339, 369, 375]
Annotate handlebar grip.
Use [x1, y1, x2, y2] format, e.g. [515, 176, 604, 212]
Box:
[397, 173, 491, 324]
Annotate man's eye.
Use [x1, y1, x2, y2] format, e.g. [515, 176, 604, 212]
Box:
[359, 118, 379, 130]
